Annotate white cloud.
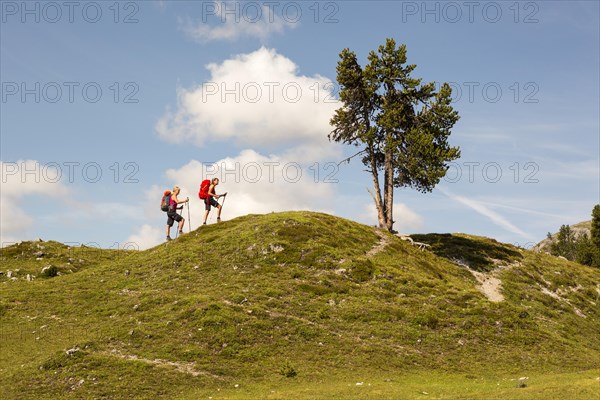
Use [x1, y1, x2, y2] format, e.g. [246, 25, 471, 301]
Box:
[1, 160, 70, 244]
[179, 1, 296, 43]
[156, 47, 340, 159]
[151, 149, 337, 231]
[356, 202, 424, 233]
[540, 159, 600, 181]
[439, 187, 533, 239]
[126, 224, 164, 250]
[536, 142, 589, 157]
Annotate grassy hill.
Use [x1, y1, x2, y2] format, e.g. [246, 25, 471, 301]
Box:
[1, 212, 599, 399]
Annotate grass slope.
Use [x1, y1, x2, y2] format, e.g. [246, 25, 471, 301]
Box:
[1, 212, 599, 399]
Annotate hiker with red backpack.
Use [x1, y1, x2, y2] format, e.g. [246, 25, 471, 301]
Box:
[160, 186, 189, 241]
[199, 178, 226, 225]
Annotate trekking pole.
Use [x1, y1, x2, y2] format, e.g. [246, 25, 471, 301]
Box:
[187, 202, 191, 233]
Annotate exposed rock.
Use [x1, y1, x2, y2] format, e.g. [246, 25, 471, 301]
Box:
[270, 244, 284, 253]
[66, 347, 80, 356]
[41, 266, 58, 278]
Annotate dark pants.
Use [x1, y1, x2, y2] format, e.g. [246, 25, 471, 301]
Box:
[167, 211, 182, 226]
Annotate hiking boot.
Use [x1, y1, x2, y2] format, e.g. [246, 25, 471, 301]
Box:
[202, 222, 206, 225]
[166, 236, 172, 241]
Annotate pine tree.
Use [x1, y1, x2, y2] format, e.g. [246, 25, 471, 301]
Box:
[591, 204, 600, 250]
[583, 204, 600, 267]
[575, 233, 596, 266]
[550, 225, 577, 261]
[330, 39, 460, 231]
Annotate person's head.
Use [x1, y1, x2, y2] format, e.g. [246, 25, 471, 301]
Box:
[212, 178, 219, 186]
[173, 186, 181, 195]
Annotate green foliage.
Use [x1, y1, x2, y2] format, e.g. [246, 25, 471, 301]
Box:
[547, 205, 600, 267]
[349, 257, 375, 282]
[330, 38, 460, 230]
[550, 225, 577, 260]
[412, 309, 440, 329]
[316, 308, 330, 320]
[591, 204, 600, 249]
[575, 234, 597, 266]
[279, 361, 298, 378]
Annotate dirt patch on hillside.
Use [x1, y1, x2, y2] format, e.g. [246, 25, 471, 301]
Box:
[366, 229, 390, 257]
[101, 349, 223, 379]
[454, 259, 520, 302]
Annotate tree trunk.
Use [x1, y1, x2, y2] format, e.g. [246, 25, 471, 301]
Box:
[368, 148, 387, 229]
[383, 135, 394, 232]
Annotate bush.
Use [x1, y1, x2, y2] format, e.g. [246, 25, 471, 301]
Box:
[413, 310, 439, 329]
[279, 361, 297, 378]
[317, 308, 330, 319]
[41, 265, 58, 278]
[350, 257, 375, 282]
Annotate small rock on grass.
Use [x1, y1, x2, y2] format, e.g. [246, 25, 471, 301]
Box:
[66, 347, 80, 356]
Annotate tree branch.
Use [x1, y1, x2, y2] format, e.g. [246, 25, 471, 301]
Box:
[337, 149, 367, 166]
[367, 187, 377, 203]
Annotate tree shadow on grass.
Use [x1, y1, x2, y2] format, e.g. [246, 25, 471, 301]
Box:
[410, 233, 523, 272]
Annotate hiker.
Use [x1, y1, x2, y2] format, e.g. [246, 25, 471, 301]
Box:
[201, 178, 225, 224]
[165, 186, 189, 241]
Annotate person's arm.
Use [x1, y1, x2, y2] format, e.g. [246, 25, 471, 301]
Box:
[173, 194, 189, 204]
[209, 185, 219, 199]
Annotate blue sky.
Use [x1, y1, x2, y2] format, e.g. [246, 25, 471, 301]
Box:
[1, 0, 598, 249]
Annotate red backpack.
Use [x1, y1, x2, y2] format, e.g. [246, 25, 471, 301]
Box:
[160, 190, 172, 212]
[198, 179, 211, 199]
